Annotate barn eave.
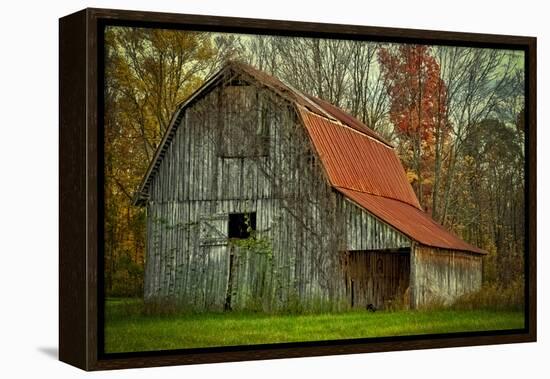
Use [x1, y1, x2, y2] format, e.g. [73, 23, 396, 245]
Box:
[337, 187, 487, 256]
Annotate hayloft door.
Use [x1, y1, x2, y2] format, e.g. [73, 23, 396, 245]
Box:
[224, 212, 257, 311]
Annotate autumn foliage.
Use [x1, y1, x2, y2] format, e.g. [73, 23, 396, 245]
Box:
[378, 45, 450, 211]
[104, 28, 227, 296]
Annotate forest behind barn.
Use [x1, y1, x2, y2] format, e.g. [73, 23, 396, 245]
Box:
[103, 27, 525, 301]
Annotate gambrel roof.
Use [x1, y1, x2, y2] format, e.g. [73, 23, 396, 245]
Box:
[134, 62, 486, 255]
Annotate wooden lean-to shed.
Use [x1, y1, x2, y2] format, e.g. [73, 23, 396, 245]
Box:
[134, 62, 486, 311]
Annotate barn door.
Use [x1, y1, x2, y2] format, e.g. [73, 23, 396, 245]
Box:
[224, 212, 257, 311]
[199, 211, 268, 311]
[343, 250, 410, 310]
[224, 244, 236, 310]
[199, 214, 229, 310]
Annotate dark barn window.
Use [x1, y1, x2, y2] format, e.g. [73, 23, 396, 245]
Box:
[228, 212, 256, 239]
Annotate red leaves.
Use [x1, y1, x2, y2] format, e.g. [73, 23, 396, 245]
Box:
[378, 45, 450, 208]
[379, 45, 448, 140]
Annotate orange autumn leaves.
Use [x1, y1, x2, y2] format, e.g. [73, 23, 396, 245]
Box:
[378, 45, 451, 212]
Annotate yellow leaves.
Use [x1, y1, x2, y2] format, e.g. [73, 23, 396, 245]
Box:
[405, 169, 432, 187]
[422, 177, 433, 185]
[406, 171, 418, 183]
[463, 154, 476, 166]
[197, 42, 215, 61]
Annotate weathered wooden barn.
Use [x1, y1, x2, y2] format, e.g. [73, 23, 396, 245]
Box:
[134, 62, 486, 311]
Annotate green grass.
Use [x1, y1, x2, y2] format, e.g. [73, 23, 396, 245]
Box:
[104, 298, 524, 353]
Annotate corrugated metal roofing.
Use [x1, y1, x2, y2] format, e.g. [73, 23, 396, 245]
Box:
[338, 188, 486, 255]
[306, 95, 393, 147]
[298, 107, 421, 209]
[297, 105, 485, 254]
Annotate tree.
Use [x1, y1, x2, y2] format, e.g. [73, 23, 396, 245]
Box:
[378, 45, 450, 210]
[104, 27, 231, 296]
[459, 119, 524, 284]
[241, 37, 393, 138]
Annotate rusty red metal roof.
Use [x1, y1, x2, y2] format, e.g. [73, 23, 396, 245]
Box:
[338, 188, 486, 254]
[297, 106, 485, 254]
[298, 107, 421, 209]
[306, 96, 393, 147]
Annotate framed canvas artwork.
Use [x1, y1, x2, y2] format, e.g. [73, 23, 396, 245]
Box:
[59, 7, 536, 370]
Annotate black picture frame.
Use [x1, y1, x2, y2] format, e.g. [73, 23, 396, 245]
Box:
[59, 7, 537, 371]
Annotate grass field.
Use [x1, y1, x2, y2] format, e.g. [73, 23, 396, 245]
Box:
[104, 298, 524, 353]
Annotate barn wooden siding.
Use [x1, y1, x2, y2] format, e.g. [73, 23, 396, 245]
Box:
[410, 245, 483, 308]
[144, 83, 343, 311]
[341, 199, 411, 251]
[143, 80, 413, 311]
